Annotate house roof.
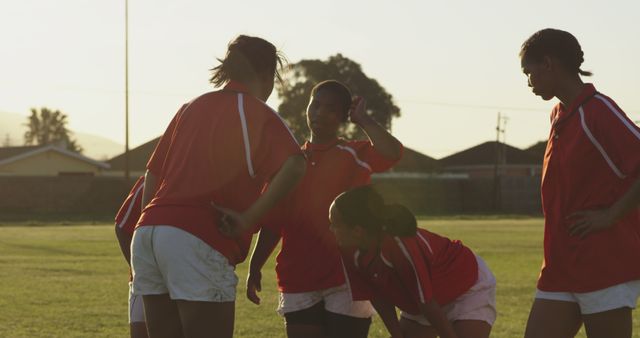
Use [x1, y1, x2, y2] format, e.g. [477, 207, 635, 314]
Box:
[440, 141, 539, 167]
[108, 137, 160, 171]
[107, 137, 439, 173]
[0, 146, 42, 161]
[393, 147, 440, 172]
[524, 140, 547, 162]
[0, 144, 110, 168]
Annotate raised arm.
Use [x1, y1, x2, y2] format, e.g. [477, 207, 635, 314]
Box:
[350, 96, 402, 161]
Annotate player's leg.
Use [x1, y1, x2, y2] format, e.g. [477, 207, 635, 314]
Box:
[524, 297, 582, 338]
[449, 254, 496, 338]
[578, 280, 640, 338]
[129, 281, 149, 338]
[152, 226, 239, 338]
[323, 285, 374, 338]
[453, 320, 491, 338]
[283, 300, 326, 338]
[131, 226, 179, 338]
[582, 307, 631, 338]
[143, 294, 183, 338]
[175, 300, 235, 338]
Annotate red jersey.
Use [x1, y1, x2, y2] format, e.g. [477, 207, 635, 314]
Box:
[539, 83, 640, 292]
[263, 139, 402, 292]
[342, 228, 478, 315]
[137, 81, 302, 266]
[115, 176, 145, 237]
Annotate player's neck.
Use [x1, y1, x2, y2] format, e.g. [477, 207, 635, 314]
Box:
[310, 133, 338, 145]
[556, 76, 585, 109]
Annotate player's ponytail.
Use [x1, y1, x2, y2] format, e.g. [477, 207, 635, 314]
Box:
[209, 35, 285, 87]
[334, 185, 417, 237]
[382, 204, 417, 237]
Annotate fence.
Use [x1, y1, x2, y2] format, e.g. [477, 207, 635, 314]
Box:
[0, 175, 542, 219]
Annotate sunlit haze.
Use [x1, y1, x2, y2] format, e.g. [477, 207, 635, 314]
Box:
[1, 0, 638, 158]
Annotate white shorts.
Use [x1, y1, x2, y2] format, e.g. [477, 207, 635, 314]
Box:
[401, 255, 497, 326]
[129, 282, 145, 323]
[277, 283, 375, 319]
[131, 225, 238, 302]
[535, 280, 640, 315]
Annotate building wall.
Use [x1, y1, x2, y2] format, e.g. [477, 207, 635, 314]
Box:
[0, 150, 103, 176]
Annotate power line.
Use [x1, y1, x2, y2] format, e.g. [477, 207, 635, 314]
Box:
[397, 99, 545, 112]
[397, 98, 640, 115]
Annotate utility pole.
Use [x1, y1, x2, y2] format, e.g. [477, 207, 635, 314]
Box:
[124, 0, 130, 180]
[493, 112, 508, 212]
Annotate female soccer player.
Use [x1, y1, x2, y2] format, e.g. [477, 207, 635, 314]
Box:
[130, 35, 306, 338]
[115, 176, 147, 338]
[330, 185, 496, 338]
[520, 28, 640, 338]
[246, 80, 403, 338]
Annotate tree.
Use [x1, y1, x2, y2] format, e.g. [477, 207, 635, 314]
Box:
[276, 54, 401, 141]
[24, 107, 83, 153]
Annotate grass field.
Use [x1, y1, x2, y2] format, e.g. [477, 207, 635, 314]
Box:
[0, 219, 637, 337]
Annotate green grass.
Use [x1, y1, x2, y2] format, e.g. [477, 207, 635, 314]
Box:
[0, 220, 637, 337]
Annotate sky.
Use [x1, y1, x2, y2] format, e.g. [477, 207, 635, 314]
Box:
[1, 0, 639, 158]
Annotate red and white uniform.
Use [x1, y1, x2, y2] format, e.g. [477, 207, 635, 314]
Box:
[263, 139, 402, 293]
[136, 80, 302, 266]
[342, 228, 478, 315]
[115, 176, 145, 239]
[539, 83, 640, 292]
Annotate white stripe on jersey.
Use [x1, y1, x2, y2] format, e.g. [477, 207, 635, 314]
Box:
[379, 253, 394, 268]
[394, 237, 426, 303]
[117, 182, 145, 229]
[416, 231, 434, 255]
[579, 107, 626, 179]
[336, 145, 372, 172]
[264, 105, 301, 146]
[237, 93, 256, 178]
[595, 95, 640, 141]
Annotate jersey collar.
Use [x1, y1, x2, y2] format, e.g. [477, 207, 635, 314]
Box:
[223, 80, 251, 94]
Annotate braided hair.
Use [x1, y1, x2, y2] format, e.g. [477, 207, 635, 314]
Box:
[520, 28, 592, 77]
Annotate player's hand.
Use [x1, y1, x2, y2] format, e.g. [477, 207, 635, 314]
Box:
[349, 96, 368, 126]
[213, 204, 251, 238]
[246, 270, 262, 305]
[567, 208, 616, 238]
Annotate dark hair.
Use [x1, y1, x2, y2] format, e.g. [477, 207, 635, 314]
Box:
[334, 185, 417, 237]
[310, 80, 352, 122]
[520, 28, 592, 77]
[209, 35, 286, 87]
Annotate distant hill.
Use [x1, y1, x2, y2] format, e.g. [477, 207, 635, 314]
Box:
[0, 111, 123, 161]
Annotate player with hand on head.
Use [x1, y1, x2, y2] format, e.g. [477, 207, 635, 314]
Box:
[246, 80, 403, 338]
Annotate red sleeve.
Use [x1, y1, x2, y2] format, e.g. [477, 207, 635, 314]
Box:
[340, 249, 374, 301]
[114, 176, 145, 236]
[146, 105, 186, 175]
[587, 96, 640, 179]
[388, 236, 434, 304]
[349, 140, 403, 173]
[254, 114, 303, 182]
